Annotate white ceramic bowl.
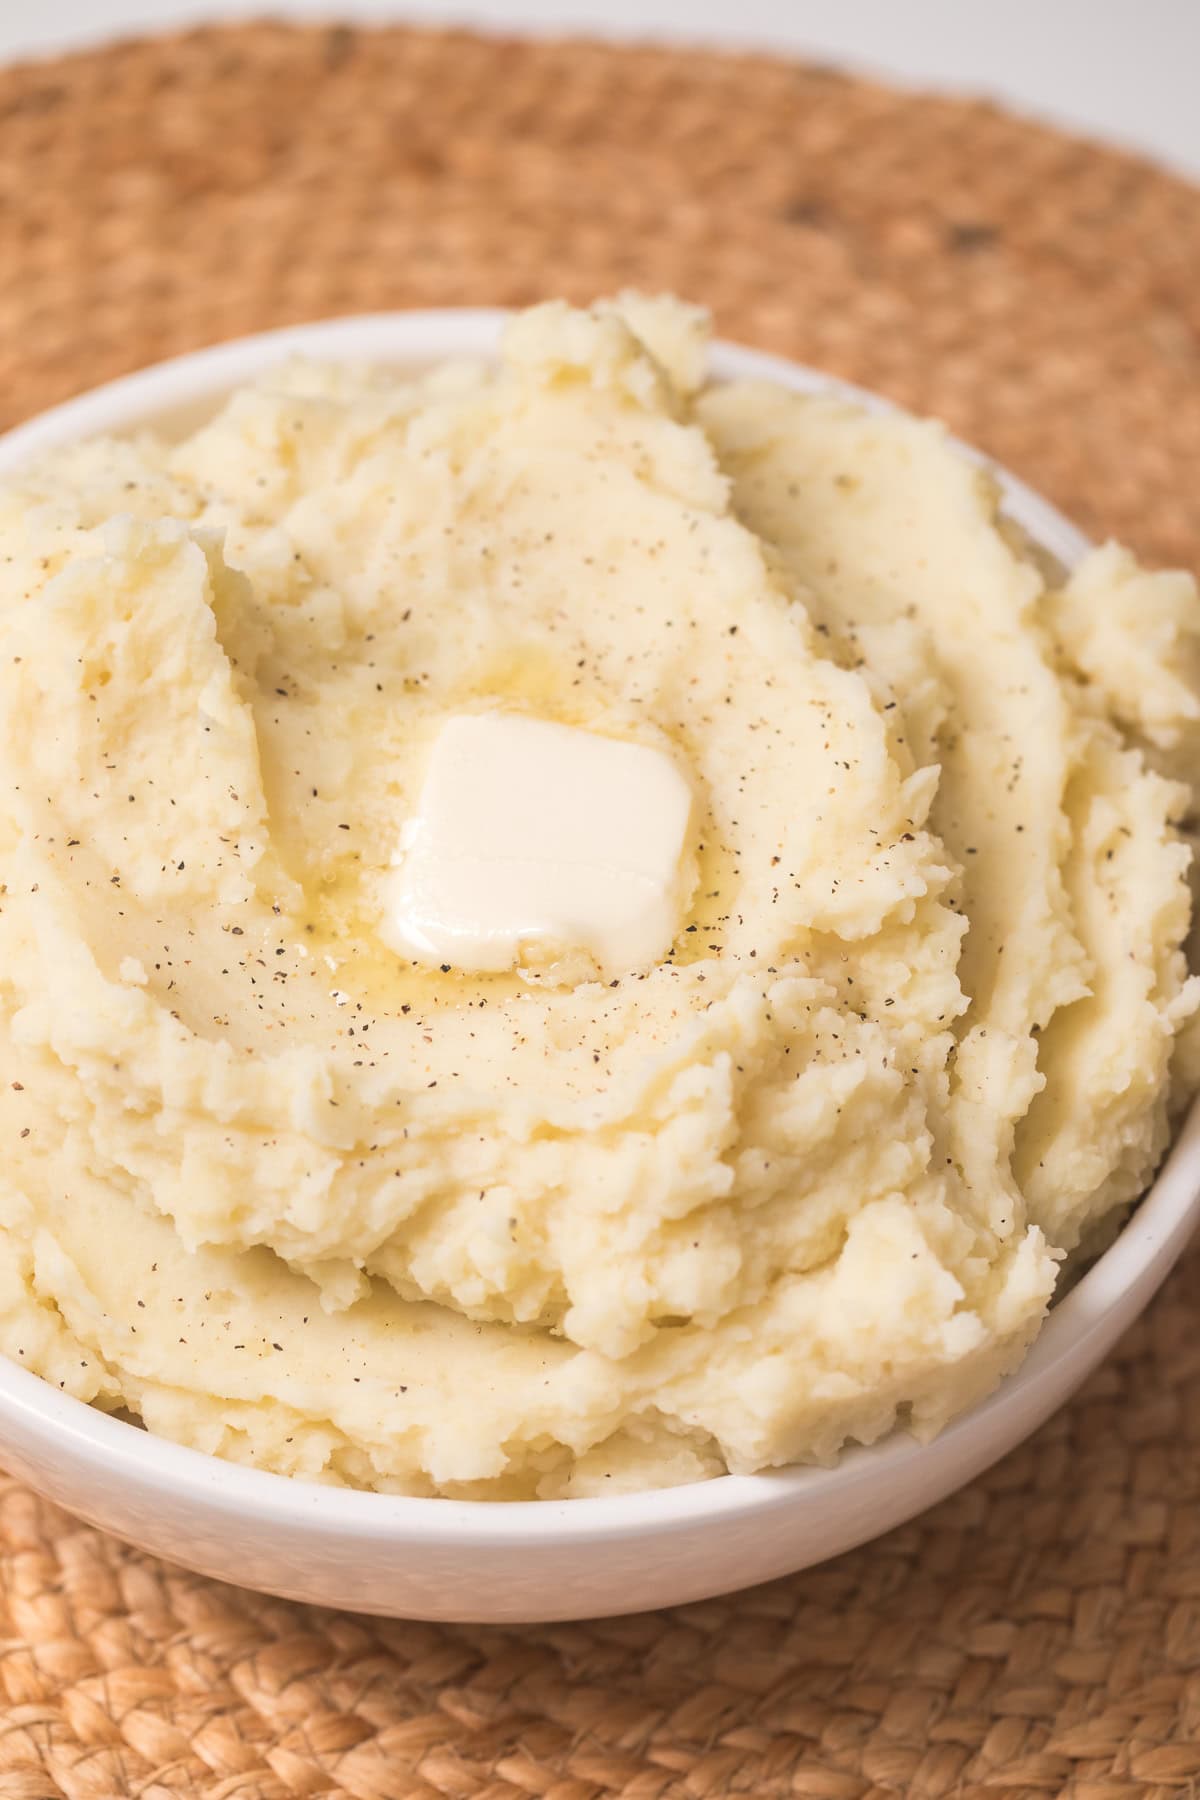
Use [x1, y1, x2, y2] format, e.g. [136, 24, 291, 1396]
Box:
[1, 313, 1197, 1625]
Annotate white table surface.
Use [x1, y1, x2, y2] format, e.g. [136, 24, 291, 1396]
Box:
[4, 1, 1198, 183]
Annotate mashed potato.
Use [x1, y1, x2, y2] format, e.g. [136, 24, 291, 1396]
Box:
[0, 296, 1196, 1498]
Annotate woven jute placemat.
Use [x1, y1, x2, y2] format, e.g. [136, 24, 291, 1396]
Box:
[2, 22, 1200, 1798]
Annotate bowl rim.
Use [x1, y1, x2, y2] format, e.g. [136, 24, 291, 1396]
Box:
[0, 307, 1195, 1546]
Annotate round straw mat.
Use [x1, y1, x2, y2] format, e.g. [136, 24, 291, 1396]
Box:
[2, 22, 1200, 1799]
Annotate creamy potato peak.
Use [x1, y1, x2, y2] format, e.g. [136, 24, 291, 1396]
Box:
[1, 297, 1197, 1498]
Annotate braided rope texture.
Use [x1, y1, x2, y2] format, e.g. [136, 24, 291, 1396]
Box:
[1, 23, 1199, 1797]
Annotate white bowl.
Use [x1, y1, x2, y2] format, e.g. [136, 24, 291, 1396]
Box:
[1, 313, 1197, 1625]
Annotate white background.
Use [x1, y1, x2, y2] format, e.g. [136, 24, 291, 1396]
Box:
[2, 0, 1198, 183]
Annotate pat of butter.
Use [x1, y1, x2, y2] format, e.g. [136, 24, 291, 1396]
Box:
[382, 713, 694, 976]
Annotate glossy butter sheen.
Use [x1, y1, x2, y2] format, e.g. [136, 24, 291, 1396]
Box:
[381, 712, 695, 976]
